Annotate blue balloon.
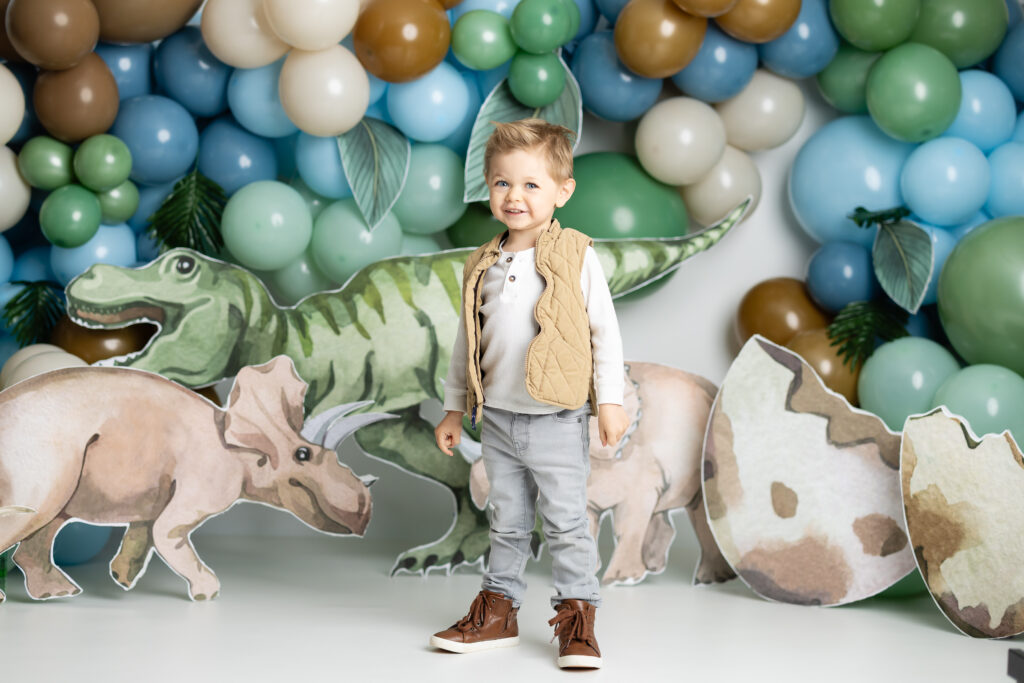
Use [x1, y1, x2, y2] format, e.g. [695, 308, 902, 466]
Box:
[128, 179, 179, 232]
[388, 62, 470, 143]
[153, 27, 232, 118]
[805, 241, 877, 312]
[274, 133, 299, 181]
[0, 235, 13, 284]
[295, 133, 353, 200]
[51, 224, 138, 286]
[1007, 0, 1023, 29]
[451, 0, 521, 21]
[950, 210, 991, 241]
[569, 0, 599, 41]
[758, 0, 838, 80]
[7, 62, 38, 145]
[11, 246, 54, 282]
[365, 101, 394, 125]
[477, 61, 511, 98]
[94, 42, 152, 100]
[112, 95, 199, 185]
[197, 117, 278, 196]
[440, 70, 482, 157]
[900, 137, 990, 226]
[789, 116, 914, 246]
[136, 231, 160, 264]
[985, 141, 1024, 217]
[944, 70, 1016, 152]
[594, 0, 629, 23]
[671, 25, 758, 103]
[571, 31, 662, 121]
[0, 333, 19, 368]
[994, 23, 1024, 102]
[53, 523, 112, 566]
[916, 221, 958, 305]
[227, 58, 298, 139]
[905, 307, 937, 338]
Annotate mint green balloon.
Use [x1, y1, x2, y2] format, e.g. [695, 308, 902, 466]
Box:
[268, 248, 334, 305]
[40, 184, 101, 248]
[73, 134, 133, 192]
[97, 180, 139, 224]
[816, 44, 882, 114]
[909, 0, 1008, 68]
[400, 233, 445, 255]
[510, 0, 573, 54]
[858, 337, 960, 431]
[221, 180, 312, 271]
[508, 50, 565, 108]
[393, 144, 467, 236]
[829, 0, 920, 51]
[933, 364, 1024, 444]
[446, 202, 505, 248]
[452, 10, 517, 71]
[17, 136, 74, 190]
[290, 177, 330, 220]
[311, 200, 403, 284]
[865, 42, 960, 142]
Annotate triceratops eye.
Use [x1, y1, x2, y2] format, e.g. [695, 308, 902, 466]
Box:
[294, 447, 311, 462]
[176, 256, 195, 275]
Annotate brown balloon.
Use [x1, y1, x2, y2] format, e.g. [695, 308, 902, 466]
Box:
[438, 0, 464, 7]
[91, 0, 203, 44]
[715, 0, 801, 43]
[614, 0, 707, 79]
[785, 328, 861, 405]
[5, 0, 99, 70]
[34, 52, 119, 143]
[672, 0, 739, 17]
[50, 316, 156, 365]
[353, 0, 450, 83]
[0, 0, 24, 62]
[735, 277, 829, 347]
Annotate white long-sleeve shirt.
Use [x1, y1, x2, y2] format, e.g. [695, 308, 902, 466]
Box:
[443, 242, 624, 414]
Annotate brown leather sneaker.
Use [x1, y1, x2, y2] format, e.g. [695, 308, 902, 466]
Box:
[430, 590, 520, 653]
[549, 599, 602, 669]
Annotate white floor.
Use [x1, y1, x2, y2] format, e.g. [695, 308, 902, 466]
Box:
[0, 531, 1014, 682]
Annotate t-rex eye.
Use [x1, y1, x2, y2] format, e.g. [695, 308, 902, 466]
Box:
[295, 447, 311, 462]
[176, 256, 195, 274]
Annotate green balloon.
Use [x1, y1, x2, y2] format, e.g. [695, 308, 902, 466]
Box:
[937, 216, 1024, 375]
[933, 364, 1024, 445]
[17, 136, 74, 190]
[909, 0, 1008, 68]
[311, 200, 403, 283]
[452, 10, 517, 71]
[817, 44, 882, 114]
[400, 233, 446, 255]
[509, 0, 573, 54]
[268, 247, 335, 305]
[96, 180, 139, 224]
[392, 144, 468, 235]
[39, 184, 102, 248]
[561, 0, 581, 43]
[508, 50, 566, 108]
[221, 180, 312, 271]
[865, 42, 960, 142]
[446, 201, 505, 248]
[858, 337, 960, 431]
[73, 134, 133, 192]
[290, 177, 330, 220]
[829, 0, 920, 51]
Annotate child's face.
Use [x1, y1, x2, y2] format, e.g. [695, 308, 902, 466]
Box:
[486, 147, 575, 241]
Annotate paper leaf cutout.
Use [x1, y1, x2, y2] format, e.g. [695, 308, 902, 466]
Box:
[872, 219, 934, 314]
[702, 336, 915, 606]
[463, 56, 582, 203]
[337, 117, 411, 231]
[902, 408, 1024, 638]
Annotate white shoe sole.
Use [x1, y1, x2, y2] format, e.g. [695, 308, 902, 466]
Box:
[558, 654, 603, 669]
[430, 635, 520, 653]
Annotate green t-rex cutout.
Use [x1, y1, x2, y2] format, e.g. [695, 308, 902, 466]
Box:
[65, 201, 748, 574]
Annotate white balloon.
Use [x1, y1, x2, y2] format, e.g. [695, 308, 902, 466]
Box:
[681, 145, 762, 227]
[0, 64, 25, 146]
[0, 343, 64, 389]
[279, 45, 370, 137]
[635, 97, 726, 186]
[0, 146, 30, 232]
[201, 0, 290, 69]
[715, 69, 805, 152]
[4, 350, 87, 390]
[263, 0, 360, 50]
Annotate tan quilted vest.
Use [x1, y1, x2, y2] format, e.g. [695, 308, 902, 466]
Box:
[460, 220, 599, 425]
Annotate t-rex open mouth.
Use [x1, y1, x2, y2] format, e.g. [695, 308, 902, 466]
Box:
[71, 303, 166, 327]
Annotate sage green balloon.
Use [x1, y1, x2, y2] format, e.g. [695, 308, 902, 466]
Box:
[858, 337, 960, 431]
[560, 0, 581, 44]
[508, 50, 566, 108]
[17, 136, 74, 190]
[865, 42, 960, 142]
[452, 10, 517, 71]
[446, 201, 505, 248]
[290, 177, 330, 220]
[96, 180, 139, 224]
[509, 0, 574, 54]
[816, 44, 882, 114]
[221, 180, 312, 271]
[829, 0, 920, 51]
[933, 364, 1024, 445]
[400, 233, 445, 255]
[392, 144, 467, 235]
[39, 184, 102, 248]
[311, 199, 403, 284]
[73, 134, 133, 192]
[909, 0, 1008, 68]
[268, 247, 334, 305]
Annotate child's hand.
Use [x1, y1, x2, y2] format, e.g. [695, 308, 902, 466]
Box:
[597, 403, 629, 447]
[434, 410, 465, 456]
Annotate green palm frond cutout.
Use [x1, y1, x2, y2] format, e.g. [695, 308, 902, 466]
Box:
[147, 167, 227, 257]
[1, 281, 67, 346]
[827, 300, 909, 371]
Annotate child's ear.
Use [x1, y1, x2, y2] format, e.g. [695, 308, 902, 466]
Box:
[556, 177, 576, 207]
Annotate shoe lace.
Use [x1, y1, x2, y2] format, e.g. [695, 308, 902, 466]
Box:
[548, 606, 594, 649]
[454, 592, 489, 631]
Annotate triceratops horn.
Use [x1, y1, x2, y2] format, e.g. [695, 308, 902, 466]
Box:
[322, 411, 398, 451]
[359, 474, 379, 487]
[300, 401, 374, 445]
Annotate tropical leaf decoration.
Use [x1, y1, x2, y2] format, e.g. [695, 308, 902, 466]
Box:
[827, 300, 910, 371]
[337, 117, 411, 231]
[463, 55, 583, 203]
[147, 167, 227, 257]
[849, 206, 934, 314]
[1, 281, 66, 346]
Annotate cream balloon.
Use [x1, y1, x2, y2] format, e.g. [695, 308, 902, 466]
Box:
[0, 64, 24, 146]
[681, 145, 762, 226]
[3, 350, 87, 389]
[0, 343, 65, 388]
[635, 97, 726, 186]
[201, 0, 290, 68]
[279, 45, 370, 137]
[0, 146, 30, 232]
[715, 69, 805, 152]
[263, 0, 360, 50]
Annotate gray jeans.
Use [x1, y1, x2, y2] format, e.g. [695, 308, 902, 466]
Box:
[480, 402, 601, 608]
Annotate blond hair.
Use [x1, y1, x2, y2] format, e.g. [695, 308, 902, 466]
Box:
[484, 118, 575, 181]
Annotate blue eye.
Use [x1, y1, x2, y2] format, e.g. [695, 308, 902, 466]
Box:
[496, 180, 508, 187]
[527, 183, 538, 189]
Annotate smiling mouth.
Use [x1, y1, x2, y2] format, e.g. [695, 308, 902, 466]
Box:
[71, 303, 166, 327]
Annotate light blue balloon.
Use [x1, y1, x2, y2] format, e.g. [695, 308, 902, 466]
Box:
[933, 364, 1024, 444]
[388, 62, 470, 143]
[1015, 110, 1024, 142]
[94, 42, 152, 100]
[789, 115, 914, 246]
[571, 31, 662, 121]
[440, 70, 483, 157]
[53, 523, 112, 566]
[294, 133, 353, 200]
[11, 246, 54, 282]
[477, 61, 511, 99]
[859, 337, 960, 431]
[994, 23, 1024, 102]
[128, 179, 179, 232]
[944, 70, 1016, 152]
[0, 333, 19, 368]
[7, 63, 38, 145]
[365, 101, 394, 125]
[985, 141, 1024, 217]
[50, 224, 138, 286]
[112, 95, 199, 185]
[197, 117, 278, 196]
[594, 0, 629, 23]
[758, 0, 838, 80]
[950, 210, 991, 241]
[671, 25, 757, 103]
[227, 59, 298, 139]
[568, 0, 598, 41]
[451, 0, 521, 21]
[900, 137, 990, 226]
[916, 221, 958, 305]
[0, 235, 13, 283]
[805, 241, 877, 312]
[136, 231, 160, 263]
[152, 27, 231, 118]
